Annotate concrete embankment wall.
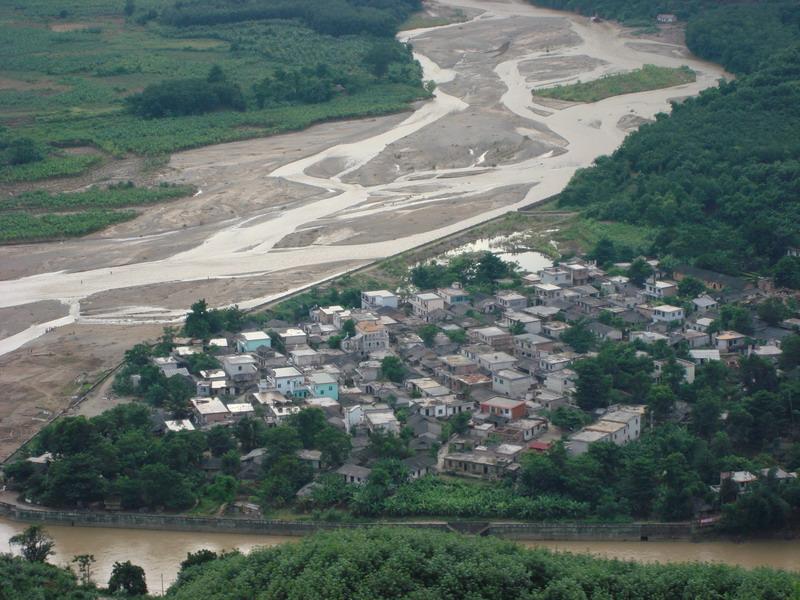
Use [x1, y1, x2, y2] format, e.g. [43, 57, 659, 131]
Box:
[0, 502, 693, 540]
[490, 522, 692, 541]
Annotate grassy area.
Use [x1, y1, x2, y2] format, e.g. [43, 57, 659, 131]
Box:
[0, 3, 428, 181]
[399, 8, 468, 30]
[534, 64, 695, 102]
[0, 183, 195, 242]
[554, 215, 655, 255]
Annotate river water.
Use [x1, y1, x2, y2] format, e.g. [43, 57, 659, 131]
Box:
[1, 517, 798, 595]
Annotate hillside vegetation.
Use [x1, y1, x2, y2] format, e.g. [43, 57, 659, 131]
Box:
[0, 0, 427, 183]
[530, 0, 800, 280]
[165, 528, 800, 600]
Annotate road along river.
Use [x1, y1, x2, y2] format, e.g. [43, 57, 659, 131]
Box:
[1, 518, 797, 594]
[0, 0, 728, 354]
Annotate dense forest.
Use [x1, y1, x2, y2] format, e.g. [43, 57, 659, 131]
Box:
[161, 0, 421, 37]
[165, 528, 799, 599]
[532, 0, 800, 280]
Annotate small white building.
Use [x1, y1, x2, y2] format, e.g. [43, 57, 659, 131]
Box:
[361, 290, 398, 309]
[652, 304, 684, 323]
[539, 267, 571, 286]
[235, 331, 271, 353]
[496, 291, 528, 311]
[278, 328, 308, 349]
[227, 402, 256, 422]
[191, 397, 230, 427]
[477, 351, 518, 374]
[411, 292, 445, 321]
[269, 366, 305, 396]
[492, 369, 533, 399]
[644, 280, 678, 299]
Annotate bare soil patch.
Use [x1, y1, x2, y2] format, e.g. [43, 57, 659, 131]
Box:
[0, 322, 163, 461]
[0, 301, 67, 338]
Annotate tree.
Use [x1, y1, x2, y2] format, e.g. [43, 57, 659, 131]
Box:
[774, 256, 800, 289]
[367, 430, 411, 460]
[646, 384, 676, 423]
[206, 425, 236, 457]
[418, 324, 438, 347]
[206, 474, 238, 504]
[124, 0, 135, 17]
[179, 549, 218, 574]
[678, 276, 706, 298]
[627, 258, 653, 286]
[574, 359, 612, 411]
[342, 319, 356, 338]
[715, 304, 754, 335]
[108, 561, 147, 596]
[660, 358, 686, 393]
[315, 427, 351, 467]
[10, 525, 54, 563]
[72, 554, 95, 587]
[691, 392, 722, 438]
[234, 417, 268, 453]
[779, 334, 800, 370]
[548, 406, 589, 432]
[184, 299, 224, 339]
[259, 455, 312, 507]
[561, 319, 595, 353]
[756, 297, 790, 326]
[221, 449, 240, 476]
[509, 321, 526, 336]
[380, 356, 405, 383]
[591, 238, 616, 267]
[291, 408, 328, 448]
[654, 452, 703, 521]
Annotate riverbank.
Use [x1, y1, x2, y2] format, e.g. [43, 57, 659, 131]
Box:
[0, 500, 693, 541]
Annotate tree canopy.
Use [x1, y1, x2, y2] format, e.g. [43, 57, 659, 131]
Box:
[165, 528, 799, 600]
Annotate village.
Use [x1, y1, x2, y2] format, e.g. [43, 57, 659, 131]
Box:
[111, 252, 799, 508]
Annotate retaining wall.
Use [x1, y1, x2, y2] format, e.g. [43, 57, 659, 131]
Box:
[0, 502, 693, 540]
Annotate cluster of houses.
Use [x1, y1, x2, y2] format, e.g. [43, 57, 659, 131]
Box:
[140, 256, 796, 489]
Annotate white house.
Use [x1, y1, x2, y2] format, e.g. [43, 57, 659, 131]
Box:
[652, 304, 684, 323]
[235, 331, 271, 353]
[411, 292, 445, 321]
[190, 397, 230, 427]
[361, 290, 398, 309]
[437, 283, 470, 307]
[477, 352, 518, 374]
[539, 267, 571, 286]
[690, 349, 721, 364]
[269, 366, 305, 396]
[644, 280, 678, 299]
[496, 291, 528, 311]
[492, 369, 533, 399]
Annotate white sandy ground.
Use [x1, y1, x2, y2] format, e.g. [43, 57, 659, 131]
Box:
[0, 0, 728, 356]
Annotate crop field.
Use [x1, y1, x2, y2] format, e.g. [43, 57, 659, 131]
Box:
[0, 183, 194, 242]
[0, 0, 427, 183]
[534, 64, 696, 102]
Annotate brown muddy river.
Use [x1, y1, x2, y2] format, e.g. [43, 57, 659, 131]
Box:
[1, 517, 798, 595]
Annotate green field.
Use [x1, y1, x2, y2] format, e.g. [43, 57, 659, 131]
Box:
[534, 64, 696, 102]
[0, 183, 194, 242]
[0, 0, 427, 183]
